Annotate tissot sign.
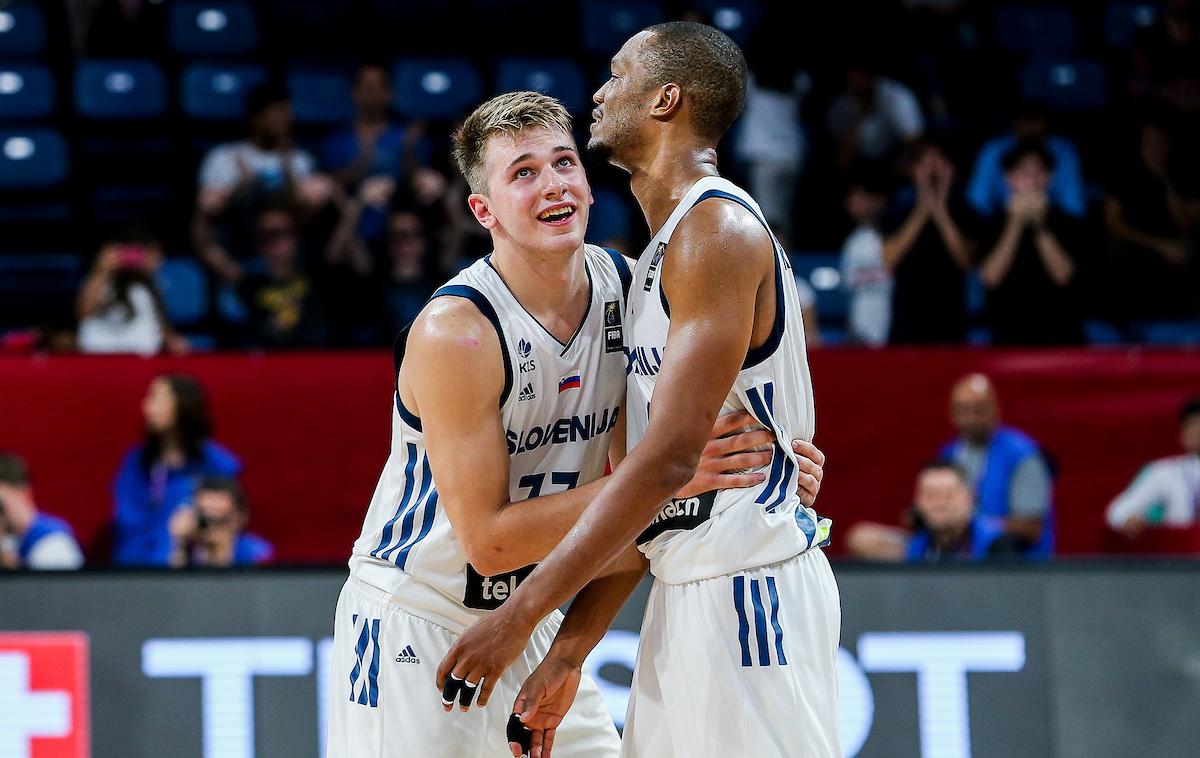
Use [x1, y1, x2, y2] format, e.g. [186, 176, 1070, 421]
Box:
[1, 566, 1196, 758]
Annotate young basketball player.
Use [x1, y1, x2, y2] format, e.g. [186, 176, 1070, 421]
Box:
[327, 91, 827, 758]
[439, 24, 842, 758]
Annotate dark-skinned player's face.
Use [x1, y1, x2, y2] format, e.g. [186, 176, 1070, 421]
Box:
[589, 31, 655, 167]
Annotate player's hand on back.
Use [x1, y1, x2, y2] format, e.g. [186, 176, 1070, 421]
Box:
[792, 439, 826, 507]
[675, 411, 774, 499]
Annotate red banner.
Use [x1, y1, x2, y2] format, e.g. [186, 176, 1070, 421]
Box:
[2, 349, 1198, 562]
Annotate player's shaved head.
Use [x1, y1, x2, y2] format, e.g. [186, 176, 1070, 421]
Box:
[637, 21, 747, 141]
[950, 373, 999, 444]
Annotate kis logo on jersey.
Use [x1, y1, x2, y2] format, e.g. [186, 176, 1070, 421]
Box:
[517, 338, 537, 374]
[0, 632, 90, 757]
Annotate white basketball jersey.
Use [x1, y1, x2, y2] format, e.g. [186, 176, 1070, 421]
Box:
[349, 244, 633, 631]
[626, 176, 832, 585]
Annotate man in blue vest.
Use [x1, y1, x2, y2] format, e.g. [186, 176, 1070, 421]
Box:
[907, 461, 1022, 563]
[0, 453, 84, 570]
[939, 373, 1054, 557]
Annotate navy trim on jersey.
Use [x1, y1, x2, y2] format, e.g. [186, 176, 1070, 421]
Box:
[370, 444, 420, 560]
[602, 247, 633, 300]
[484, 254, 596, 357]
[380, 453, 435, 564]
[431, 284, 514, 406]
[395, 393, 422, 432]
[745, 383, 796, 513]
[690, 189, 787, 370]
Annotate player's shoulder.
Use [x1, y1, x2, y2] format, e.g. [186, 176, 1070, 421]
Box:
[673, 192, 774, 270]
[407, 294, 498, 359]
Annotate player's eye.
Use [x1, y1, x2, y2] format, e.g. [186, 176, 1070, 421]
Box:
[556, 157, 574, 168]
[515, 167, 533, 179]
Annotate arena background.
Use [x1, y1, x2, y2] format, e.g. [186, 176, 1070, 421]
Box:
[3, 0, 1200, 757]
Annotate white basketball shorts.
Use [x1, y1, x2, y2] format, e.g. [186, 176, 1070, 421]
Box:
[622, 548, 842, 758]
[326, 577, 620, 758]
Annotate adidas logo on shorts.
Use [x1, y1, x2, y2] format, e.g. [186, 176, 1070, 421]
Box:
[395, 645, 420, 664]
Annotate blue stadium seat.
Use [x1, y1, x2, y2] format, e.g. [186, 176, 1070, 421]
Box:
[180, 63, 267, 120]
[1105, 1, 1162, 48]
[75, 60, 168, 120]
[0, 4, 46, 56]
[496, 58, 589, 114]
[1020, 59, 1108, 111]
[157, 258, 210, 327]
[587, 187, 633, 246]
[0, 129, 68, 189]
[393, 58, 483, 119]
[169, 1, 259, 56]
[994, 6, 1077, 57]
[0, 64, 55, 119]
[288, 67, 354, 125]
[695, 0, 762, 47]
[91, 184, 175, 224]
[792, 252, 848, 323]
[580, 2, 667, 55]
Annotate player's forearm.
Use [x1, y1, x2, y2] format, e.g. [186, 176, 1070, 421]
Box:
[547, 548, 647, 667]
[465, 475, 609, 575]
[507, 439, 699, 625]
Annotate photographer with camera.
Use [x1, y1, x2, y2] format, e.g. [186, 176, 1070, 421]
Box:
[76, 227, 188, 356]
[0, 453, 84, 571]
[166, 477, 273, 568]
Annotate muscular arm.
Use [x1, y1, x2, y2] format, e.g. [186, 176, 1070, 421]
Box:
[500, 200, 773, 628]
[405, 298, 766, 577]
[403, 299, 614, 576]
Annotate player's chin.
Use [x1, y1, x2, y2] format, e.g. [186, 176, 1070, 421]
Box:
[586, 135, 613, 162]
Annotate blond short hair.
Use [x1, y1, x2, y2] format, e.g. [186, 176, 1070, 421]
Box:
[452, 91, 574, 194]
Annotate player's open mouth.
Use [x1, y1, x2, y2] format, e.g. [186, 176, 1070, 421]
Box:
[537, 204, 577, 225]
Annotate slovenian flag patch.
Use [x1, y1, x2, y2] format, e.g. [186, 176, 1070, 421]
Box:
[558, 373, 582, 393]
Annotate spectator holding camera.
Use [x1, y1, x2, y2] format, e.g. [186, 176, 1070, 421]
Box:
[76, 228, 187, 356]
[167, 477, 273, 568]
[111, 375, 241, 566]
[881, 139, 973, 344]
[979, 141, 1083, 345]
[0, 453, 84, 570]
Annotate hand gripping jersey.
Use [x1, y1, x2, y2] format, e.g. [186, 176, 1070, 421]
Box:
[349, 244, 632, 632]
[626, 176, 832, 585]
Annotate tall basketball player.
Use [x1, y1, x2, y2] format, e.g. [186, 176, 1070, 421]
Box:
[439, 24, 841, 758]
[326, 91, 826, 757]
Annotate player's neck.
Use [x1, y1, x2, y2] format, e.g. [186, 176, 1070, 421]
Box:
[489, 241, 590, 342]
[629, 142, 720, 236]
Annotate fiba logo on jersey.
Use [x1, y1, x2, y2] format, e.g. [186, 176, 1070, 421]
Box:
[604, 300, 624, 353]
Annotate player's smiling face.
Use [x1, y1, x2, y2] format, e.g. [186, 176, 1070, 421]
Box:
[590, 31, 654, 169]
[469, 125, 592, 256]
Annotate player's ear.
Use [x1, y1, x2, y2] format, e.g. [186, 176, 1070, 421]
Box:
[467, 193, 498, 230]
[650, 83, 682, 121]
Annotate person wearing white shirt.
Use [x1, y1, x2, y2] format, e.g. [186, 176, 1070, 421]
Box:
[839, 174, 893, 346]
[829, 61, 925, 167]
[0, 454, 84, 571]
[1107, 397, 1200, 539]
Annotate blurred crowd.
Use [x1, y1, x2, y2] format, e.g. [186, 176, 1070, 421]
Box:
[5, 370, 1196, 570]
[0, 1, 1198, 352]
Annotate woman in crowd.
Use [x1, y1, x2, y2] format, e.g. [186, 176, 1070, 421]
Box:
[111, 375, 240, 565]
